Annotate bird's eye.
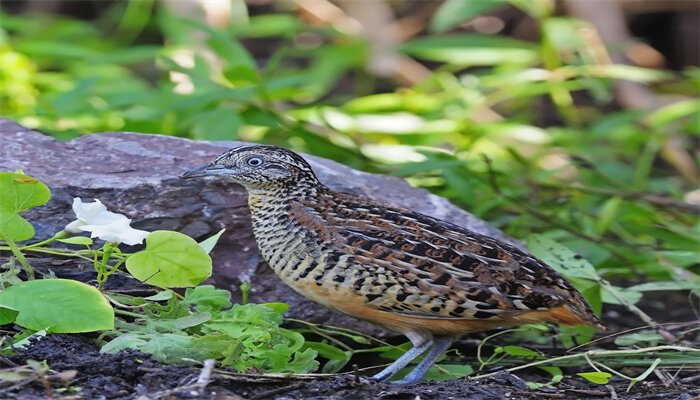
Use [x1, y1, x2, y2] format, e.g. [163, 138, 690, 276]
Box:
[247, 157, 263, 166]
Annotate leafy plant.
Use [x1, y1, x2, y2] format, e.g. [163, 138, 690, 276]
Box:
[101, 286, 319, 373]
[0, 175, 212, 332]
[0, 174, 320, 373]
[0, 172, 50, 279]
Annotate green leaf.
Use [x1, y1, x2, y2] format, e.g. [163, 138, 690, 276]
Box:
[422, 364, 474, 381]
[182, 18, 255, 69]
[201, 304, 319, 373]
[11, 329, 48, 350]
[261, 302, 289, 314]
[542, 18, 585, 53]
[183, 285, 232, 313]
[0, 307, 18, 325]
[596, 196, 622, 234]
[148, 312, 212, 331]
[0, 173, 51, 241]
[655, 251, 700, 268]
[57, 236, 93, 245]
[577, 371, 612, 384]
[237, 14, 304, 37]
[538, 366, 563, 383]
[190, 108, 243, 141]
[303, 342, 349, 361]
[143, 290, 175, 301]
[431, 0, 507, 32]
[223, 65, 260, 85]
[126, 230, 212, 288]
[501, 345, 544, 359]
[526, 235, 600, 281]
[601, 285, 643, 305]
[614, 331, 665, 346]
[198, 229, 225, 255]
[0, 279, 114, 332]
[402, 34, 539, 66]
[322, 356, 351, 374]
[645, 99, 700, 129]
[626, 281, 700, 292]
[509, 0, 554, 18]
[102, 332, 229, 364]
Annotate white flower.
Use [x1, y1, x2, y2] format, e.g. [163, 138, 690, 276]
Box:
[64, 198, 149, 245]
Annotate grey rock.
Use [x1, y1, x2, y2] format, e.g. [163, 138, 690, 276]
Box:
[0, 118, 520, 333]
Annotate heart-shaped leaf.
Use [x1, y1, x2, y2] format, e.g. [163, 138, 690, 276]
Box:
[0, 173, 50, 242]
[126, 230, 212, 287]
[0, 279, 114, 332]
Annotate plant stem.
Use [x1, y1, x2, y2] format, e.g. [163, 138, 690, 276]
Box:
[96, 245, 116, 289]
[470, 345, 699, 380]
[597, 278, 678, 342]
[19, 231, 68, 250]
[0, 235, 34, 280]
[113, 308, 147, 319]
[0, 246, 96, 263]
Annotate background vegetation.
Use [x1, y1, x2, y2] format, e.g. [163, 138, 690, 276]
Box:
[0, 0, 698, 388]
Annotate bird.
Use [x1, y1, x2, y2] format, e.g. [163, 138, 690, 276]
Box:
[180, 145, 604, 384]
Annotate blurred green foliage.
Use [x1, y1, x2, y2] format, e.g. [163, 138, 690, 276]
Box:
[0, 0, 698, 322]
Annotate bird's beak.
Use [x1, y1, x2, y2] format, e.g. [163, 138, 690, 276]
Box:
[179, 163, 231, 179]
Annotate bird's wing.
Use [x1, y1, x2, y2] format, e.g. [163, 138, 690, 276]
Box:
[319, 195, 592, 323]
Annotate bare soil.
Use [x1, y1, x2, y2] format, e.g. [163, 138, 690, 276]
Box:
[1, 259, 698, 400]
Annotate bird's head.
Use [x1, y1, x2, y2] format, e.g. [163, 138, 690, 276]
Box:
[180, 145, 321, 190]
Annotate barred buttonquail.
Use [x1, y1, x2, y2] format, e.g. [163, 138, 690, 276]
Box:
[181, 145, 603, 384]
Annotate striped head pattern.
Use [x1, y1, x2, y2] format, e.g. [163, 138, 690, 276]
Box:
[180, 145, 322, 190]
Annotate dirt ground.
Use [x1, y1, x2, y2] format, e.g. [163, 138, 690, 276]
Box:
[4, 333, 699, 400]
[1, 260, 698, 400]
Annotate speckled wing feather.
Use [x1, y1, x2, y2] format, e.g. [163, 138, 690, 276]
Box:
[299, 191, 598, 325]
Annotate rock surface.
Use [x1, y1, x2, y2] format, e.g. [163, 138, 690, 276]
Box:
[0, 117, 519, 332]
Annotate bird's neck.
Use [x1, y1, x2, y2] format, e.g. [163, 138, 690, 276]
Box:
[245, 184, 330, 277]
[246, 183, 326, 214]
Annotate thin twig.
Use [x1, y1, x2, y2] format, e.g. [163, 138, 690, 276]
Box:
[471, 345, 700, 380]
[567, 321, 699, 352]
[596, 279, 678, 342]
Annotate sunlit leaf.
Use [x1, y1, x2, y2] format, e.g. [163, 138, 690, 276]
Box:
[577, 371, 612, 384]
[127, 230, 212, 287]
[183, 18, 255, 68]
[601, 285, 643, 305]
[402, 34, 539, 66]
[596, 196, 622, 234]
[430, 0, 507, 33]
[57, 236, 93, 245]
[0, 173, 51, 242]
[0, 279, 114, 332]
[526, 235, 600, 281]
[198, 229, 225, 255]
[190, 108, 243, 141]
[645, 99, 700, 129]
[501, 345, 544, 359]
[303, 342, 349, 361]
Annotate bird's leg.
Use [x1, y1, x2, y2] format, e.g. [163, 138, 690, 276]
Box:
[391, 336, 454, 385]
[371, 339, 433, 382]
